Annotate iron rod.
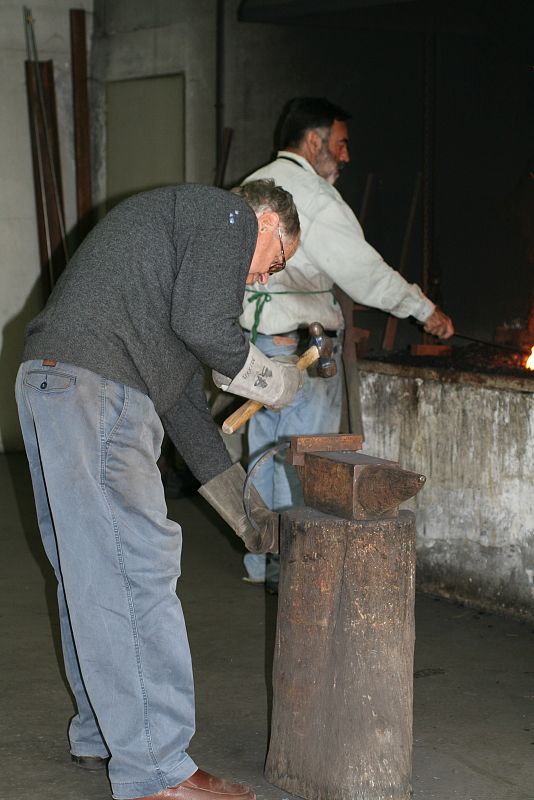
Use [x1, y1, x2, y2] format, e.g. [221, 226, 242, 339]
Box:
[24, 9, 53, 290]
[453, 332, 531, 356]
[24, 6, 69, 267]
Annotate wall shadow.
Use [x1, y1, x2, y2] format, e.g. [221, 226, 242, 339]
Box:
[0, 278, 73, 704]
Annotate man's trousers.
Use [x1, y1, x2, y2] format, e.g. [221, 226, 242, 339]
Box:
[16, 360, 197, 799]
[247, 332, 343, 511]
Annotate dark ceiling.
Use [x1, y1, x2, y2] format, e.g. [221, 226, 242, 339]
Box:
[238, 0, 534, 35]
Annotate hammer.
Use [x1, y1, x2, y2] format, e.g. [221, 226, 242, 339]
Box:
[222, 322, 336, 433]
[308, 322, 337, 378]
[222, 345, 319, 434]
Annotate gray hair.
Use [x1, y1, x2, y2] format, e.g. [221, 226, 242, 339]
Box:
[231, 179, 300, 241]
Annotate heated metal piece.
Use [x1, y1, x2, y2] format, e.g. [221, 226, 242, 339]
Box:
[286, 432, 363, 466]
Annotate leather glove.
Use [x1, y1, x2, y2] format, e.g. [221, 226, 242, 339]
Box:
[213, 343, 303, 410]
[264, 355, 300, 411]
[198, 462, 279, 554]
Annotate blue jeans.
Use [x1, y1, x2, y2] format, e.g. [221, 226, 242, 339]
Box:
[245, 333, 343, 582]
[16, 361, 197, 799]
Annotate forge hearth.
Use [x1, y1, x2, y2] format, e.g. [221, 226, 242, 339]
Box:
[495, 291, 534, 355]
[375, 342, 534, 383]
[358, 356, 534, 619]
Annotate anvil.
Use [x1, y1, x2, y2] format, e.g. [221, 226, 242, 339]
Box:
[287, 434, 426, 520]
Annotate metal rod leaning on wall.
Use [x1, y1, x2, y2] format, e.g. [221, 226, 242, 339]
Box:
[358, 171, 375, 227]
[422, 28, 435, 300]
[214, 127, 234, 188]
[25, 60, 68, 297]
[335, 172, 375, 435]
[70, 8, 93, 245]
[214, 0, 231, 188]
[334, 173, 375, 333]
[382, 172, 423, 351]
[25, 6, 68, 259]
[24, 12, 52, 294]
[421, 26, 437, 348]
[23, 6, 69, 294]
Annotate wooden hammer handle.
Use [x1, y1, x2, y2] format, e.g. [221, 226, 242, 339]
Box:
[222, 345, 319, 434]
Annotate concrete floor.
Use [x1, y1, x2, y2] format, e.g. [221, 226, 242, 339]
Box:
[2, 451, 534, 800]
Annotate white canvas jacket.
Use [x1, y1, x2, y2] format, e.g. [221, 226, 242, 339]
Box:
[239, 151, 434, 336]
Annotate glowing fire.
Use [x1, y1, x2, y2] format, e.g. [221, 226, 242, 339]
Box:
[527, 346, 534, 371]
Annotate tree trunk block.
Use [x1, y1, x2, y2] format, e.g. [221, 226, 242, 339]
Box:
[265, 509, 416, 800]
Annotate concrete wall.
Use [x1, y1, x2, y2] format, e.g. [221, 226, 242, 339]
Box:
[90, 0, 217, 206]
[0, 0, 93, 451]
[359, 363, 534, 620]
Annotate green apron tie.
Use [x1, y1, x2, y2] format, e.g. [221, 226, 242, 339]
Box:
[245, 287, 336, 343]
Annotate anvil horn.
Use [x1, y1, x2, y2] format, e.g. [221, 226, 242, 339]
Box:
[356, 465, 426, 517]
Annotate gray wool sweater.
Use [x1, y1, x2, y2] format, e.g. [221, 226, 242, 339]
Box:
[23, 184, 257, 483]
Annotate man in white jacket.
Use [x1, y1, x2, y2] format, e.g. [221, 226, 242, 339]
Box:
[239, 97, 454, 585]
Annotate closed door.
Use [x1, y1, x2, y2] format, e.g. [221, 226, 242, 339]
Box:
[105, 74, 185, 210]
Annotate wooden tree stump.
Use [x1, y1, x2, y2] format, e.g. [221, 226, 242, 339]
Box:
[265, 508, 416, 800]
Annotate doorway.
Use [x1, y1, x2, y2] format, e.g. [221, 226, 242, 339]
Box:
[105, 74, 185, 210]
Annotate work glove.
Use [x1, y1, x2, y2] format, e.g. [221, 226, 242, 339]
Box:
[212, 343, 303, 410]
[198, 462, 279, 554]
[264, 355, 300, 411]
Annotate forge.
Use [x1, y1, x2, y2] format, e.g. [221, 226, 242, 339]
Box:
[358, 342, 534, 619]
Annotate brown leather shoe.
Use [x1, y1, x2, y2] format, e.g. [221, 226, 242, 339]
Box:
[134, 769, 255, 800]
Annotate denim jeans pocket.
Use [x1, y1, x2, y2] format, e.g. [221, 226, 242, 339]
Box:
[103, 380, 128, 444]
[24, 369, 76, 393]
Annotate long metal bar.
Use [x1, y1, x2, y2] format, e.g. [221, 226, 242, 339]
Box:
[453, 332, 531, 356]
[24, 63, 53, 290]
[358, 172, 374, 227]
[70, 8, 93, 243]
[24, 11, 53, 290]
[24, 6, 69, 264]
[214, 126, 233, 188]
[382, 173, 423, 351]
[335, 173, 377, 434]
[422, 28, 435, 299]
[215, 0, 226, 173]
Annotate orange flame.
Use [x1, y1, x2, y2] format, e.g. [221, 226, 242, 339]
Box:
[527, 346, 534, 371]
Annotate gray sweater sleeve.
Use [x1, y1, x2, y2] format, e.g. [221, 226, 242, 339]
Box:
[161, 367, 232, 485]
[162, 214, 257, 484]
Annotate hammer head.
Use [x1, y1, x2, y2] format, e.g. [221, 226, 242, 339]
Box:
[308, 322, 337, 378]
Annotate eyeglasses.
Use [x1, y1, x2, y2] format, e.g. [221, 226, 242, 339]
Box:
[267, 228, 286, 275]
